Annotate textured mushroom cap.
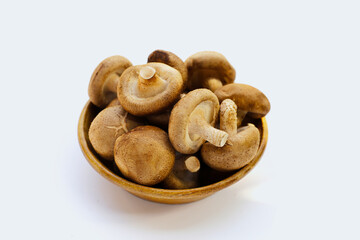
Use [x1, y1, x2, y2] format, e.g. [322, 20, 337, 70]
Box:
[185, 51, 236, 90]
[215, 83, 271, 118]
[169, 89, 219, 154]
[148, 49, 188, 87]
[114, 126, 175, 186]
[117, 62, 183, 116]
[201, 124, 260, 171]
[88, 56, 132, 108]
[88, 106, 145, 161]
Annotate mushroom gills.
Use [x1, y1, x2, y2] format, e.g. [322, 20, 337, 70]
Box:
[187, 100, 228, 147]
[88, 55, 132, 108]
[236, 109, 247, 127]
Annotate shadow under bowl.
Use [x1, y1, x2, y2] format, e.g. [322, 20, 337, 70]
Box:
[78, 101, 268, 204]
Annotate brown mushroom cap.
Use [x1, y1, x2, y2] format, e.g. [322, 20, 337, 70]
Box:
[215, 83, 271, 118]
[148, 49, 188, 88]
[168, 89, 228, 154]
[162, 155, 200, 189]
[88, 56, 132, 108]
[201, 124, 260, 171]
[88, 105, 145, 160]
[117, 62, 183, 116]
[114, 126, 175, 186]
[185, 51, 236, 91]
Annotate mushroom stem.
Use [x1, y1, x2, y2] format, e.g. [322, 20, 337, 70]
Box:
[104, 73, 120, 93]
[139, 66, 156, 80]
[220, 99, 238, 136]
[188, 117, 229, 147]
[203, 78, 223, 92]
[137, 66, 167, 98]
[237, 109, 248, 127]
[185, 156, 201, 173]
[162, 155, 200, 189]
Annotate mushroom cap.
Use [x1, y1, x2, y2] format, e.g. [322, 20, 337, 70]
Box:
[215, 83, 271, 118]
[117, 62, 183, 116]
[185, 51, 236, 90]
[88, 56, 132, 108]
[169, 89, 219, 154]
[88, 105, 145, 161]
[114, 126, 175, 186]
[201, 124, 260, 171]
[148, 49, 188, 87]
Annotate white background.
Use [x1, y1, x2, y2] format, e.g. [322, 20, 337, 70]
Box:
[1, 0, 359, 239]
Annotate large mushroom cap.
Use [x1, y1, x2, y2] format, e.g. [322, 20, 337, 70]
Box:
[117, 62, 183, 116]
[148, 49, 188, 87]
[114, 126, 175, 186]
[201, 124, 260, 171]
[185, 51, 236, 90]
[88, 105, 144, 160]
[169, 89, 227, 154]
[215, 83, 271, 118]
[88, 56, 132, 108]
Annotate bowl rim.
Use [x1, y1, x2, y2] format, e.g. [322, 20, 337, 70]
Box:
[78, 100, 268, 197]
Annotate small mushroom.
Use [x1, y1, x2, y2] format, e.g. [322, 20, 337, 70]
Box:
[201, 99, 260, 171]
[163, 155, 201, 189]
[117, 63, 183, 116]
[88, 56, 132, 108]
[114, 126, 175, 186]
[215, 83, 270, 127]
[148, 49, 188, 89]
[168, 89, 229, 154]
[185, 51, 235, 92]
[89, 105, 145, 160]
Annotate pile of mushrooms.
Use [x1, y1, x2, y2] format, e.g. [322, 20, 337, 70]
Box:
[86, 50, 270, 188]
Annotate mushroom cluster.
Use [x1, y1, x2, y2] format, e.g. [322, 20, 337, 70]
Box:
[86, 50, 270, 188]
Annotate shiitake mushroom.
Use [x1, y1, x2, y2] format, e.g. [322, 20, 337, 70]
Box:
[86, 51, 269, 188]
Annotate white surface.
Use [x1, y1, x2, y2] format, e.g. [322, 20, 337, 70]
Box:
[1, 0, 359, 239]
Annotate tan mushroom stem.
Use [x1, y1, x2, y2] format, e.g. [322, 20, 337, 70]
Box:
[220, 99, 238, 136]
[184, 156, 201, 173]
[103, 72, 121, 93]
[203, 78, 223, 92]
[162, 155, 200, 189]
[188, 115, 228, 147]
[137, 66, 167, 98]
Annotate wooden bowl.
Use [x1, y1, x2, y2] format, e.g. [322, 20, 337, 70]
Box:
[78, 101, 268, 204]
